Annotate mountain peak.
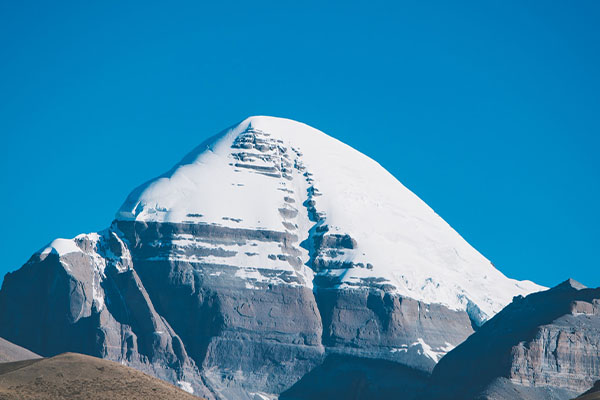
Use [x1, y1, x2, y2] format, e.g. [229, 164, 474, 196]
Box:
[555, 278, 587, 291]
[0, 116, 549, 400]
[115, 117, 543, 320]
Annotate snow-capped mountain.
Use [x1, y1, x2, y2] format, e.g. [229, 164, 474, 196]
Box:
[118, 116, 541, 321]
[0, 116, 544, 399]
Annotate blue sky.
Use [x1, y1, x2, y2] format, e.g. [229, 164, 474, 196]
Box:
[0, 1, 598, 288]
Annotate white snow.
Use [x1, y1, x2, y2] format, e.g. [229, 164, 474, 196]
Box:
[411, 338, 452, 362]
[150, 228, 314, 288]
[390, 340, 455, 361]
[248, 392, 274, 400]
[116, 116, 545, 320]
[390, 344, 408, 353]
[40, 238, 82, 257]
[440, 342, 456, 353]
[89, 242, 107, 311]
[177, 381, 194, 394]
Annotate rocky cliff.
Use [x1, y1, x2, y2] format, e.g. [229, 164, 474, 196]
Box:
[0, 116, 544, 399]
[431, 279, 600, 400]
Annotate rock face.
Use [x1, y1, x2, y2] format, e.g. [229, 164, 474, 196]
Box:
[315, 288, 473, 372]
[0, 116, 544, 399]
[431, 279, 600, 400]
[0, 232, 205, 395]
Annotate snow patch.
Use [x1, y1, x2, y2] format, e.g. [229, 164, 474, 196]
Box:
[248, 392, 275, 400]
[390, 344, 408, 353]
[40, 238, 82, 257]
[177, 381, 194, 394]
[390, 340, 455, 362]
[411, 338, 455, 362]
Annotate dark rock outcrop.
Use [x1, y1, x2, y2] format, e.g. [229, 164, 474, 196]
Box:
[0, 231, 206, 396]
[431, 279, 600, 399]
[578, 381, 600, 400]
[280, 355, 429, 400]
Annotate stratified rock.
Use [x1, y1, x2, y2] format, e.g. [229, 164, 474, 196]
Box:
[0, 116, 545, 399]
[431, 279, 600, 399]
[316, 288, 472, 373]
[0, 231, 208, 397]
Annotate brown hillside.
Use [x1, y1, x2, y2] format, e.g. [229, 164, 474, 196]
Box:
[0, 352, 200, 400]
[577, 381, 600, 400]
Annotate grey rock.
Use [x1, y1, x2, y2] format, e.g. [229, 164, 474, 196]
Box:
[317, 288, 474, 373]
[431, 279, 600, 399]
[0, 231, 210, 398]
[0, 119, 557, 399]
[280, 355, 429, 400]
[0, 219, 481, 399]
[0, 337, 40, 362]
[578, 380, 600, 399]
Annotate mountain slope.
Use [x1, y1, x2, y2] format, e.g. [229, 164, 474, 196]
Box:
[0, 116, 544, 399]
[578, 381, 600, 400]
[431, 279, 600, 399]
[118, 116, 542, 322]
[0, 353, 199, 399]
[0, 337, 39, 362]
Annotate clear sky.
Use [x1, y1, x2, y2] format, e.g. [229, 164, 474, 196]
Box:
[1, 1, 598, 289]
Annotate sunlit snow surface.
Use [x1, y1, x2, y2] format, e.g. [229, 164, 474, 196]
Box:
[177, 381, 194, 394]
[40, 238, 82, 257]
[114, 116, 543, 320]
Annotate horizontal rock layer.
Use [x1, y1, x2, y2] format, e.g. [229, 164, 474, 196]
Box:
[431, 279, 600, 399]
[0, 220, 478, 399]
[0, 116, 550, 399]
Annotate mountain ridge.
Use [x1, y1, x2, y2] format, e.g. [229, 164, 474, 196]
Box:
[0, 116, 546, 399]
[0, 352, 200, 399]
[117, 115, 543, 319]
[0, 336, 40, 363]
[431, 278, 600, 399]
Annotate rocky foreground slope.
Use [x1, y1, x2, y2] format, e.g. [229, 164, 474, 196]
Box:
[0, 116, 545, 399]
[431, 279, 600, 399]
